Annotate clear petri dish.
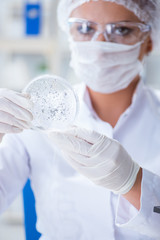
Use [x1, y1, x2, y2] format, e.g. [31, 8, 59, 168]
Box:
[23, 74, 79, 131]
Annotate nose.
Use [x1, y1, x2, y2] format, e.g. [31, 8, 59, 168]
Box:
[96, 32, 107, 42]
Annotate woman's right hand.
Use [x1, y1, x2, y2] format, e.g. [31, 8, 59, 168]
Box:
[0, 89, 33, 142]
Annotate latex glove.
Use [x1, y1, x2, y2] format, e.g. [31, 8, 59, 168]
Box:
[0, 88, 33, 142]
[49, 127, 140, 194]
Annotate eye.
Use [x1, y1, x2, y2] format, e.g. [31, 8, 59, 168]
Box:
[77, 23, 95, 35]
[114, 27, 133, 36]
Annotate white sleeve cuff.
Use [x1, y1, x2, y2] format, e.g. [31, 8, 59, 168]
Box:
[115, 169, 160, 239]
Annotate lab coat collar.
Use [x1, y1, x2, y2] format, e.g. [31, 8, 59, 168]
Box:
[74, 83, 113, 137]
[74, 79, 144, 138]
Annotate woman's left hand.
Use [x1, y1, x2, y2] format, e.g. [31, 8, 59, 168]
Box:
[49, 127, 140, 195]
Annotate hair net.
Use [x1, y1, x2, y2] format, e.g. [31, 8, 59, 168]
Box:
[57, 0, 160, 50]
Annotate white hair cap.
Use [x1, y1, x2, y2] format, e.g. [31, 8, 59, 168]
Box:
[57, 0, 160, 50]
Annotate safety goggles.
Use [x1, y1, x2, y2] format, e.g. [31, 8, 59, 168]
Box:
[68, 18, 151, 45]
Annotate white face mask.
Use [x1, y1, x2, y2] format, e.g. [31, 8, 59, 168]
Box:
[69, 40, 144, 93]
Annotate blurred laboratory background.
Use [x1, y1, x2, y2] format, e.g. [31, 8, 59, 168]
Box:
[0, 0, 78, 93]
[0, 0, 160, 240]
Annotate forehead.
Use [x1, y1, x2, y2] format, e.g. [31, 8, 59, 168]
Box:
[70, 1, 141, 23]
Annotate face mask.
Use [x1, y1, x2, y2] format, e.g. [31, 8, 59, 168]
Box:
[69, 40, 143, 93]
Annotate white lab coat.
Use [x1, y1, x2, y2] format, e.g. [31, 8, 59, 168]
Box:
[0, 80, 160, 240]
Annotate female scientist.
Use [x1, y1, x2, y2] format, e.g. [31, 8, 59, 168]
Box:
[0, 0, 160, 239]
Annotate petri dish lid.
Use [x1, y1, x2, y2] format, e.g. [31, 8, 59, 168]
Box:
[23, 74, 79, 131]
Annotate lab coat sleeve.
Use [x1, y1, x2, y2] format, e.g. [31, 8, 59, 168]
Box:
[0, 134, 30, 215]
[115, 169, 160, 238]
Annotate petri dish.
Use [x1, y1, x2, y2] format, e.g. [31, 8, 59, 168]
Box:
[23, 74, 79, 131]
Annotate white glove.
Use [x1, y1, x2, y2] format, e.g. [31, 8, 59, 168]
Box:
[0, 88, 33, 142]
[49, 127, 140, 194]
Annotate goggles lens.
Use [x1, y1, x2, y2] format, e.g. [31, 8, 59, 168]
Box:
[68, 18, 151, 44]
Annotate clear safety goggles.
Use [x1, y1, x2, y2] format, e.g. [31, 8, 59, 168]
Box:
[68, 18, 151, 45]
